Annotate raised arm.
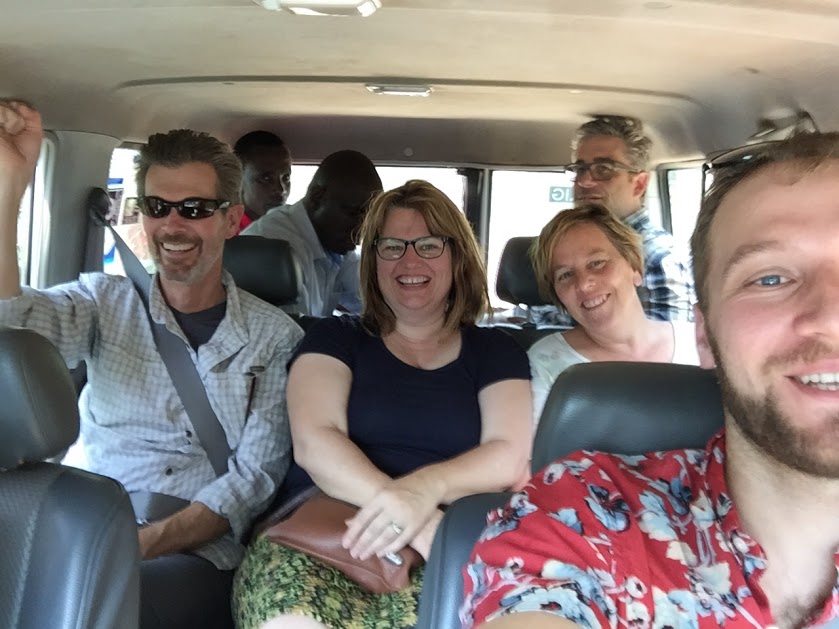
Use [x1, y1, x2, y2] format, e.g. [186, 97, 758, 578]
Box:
[0, 101, 43, 298]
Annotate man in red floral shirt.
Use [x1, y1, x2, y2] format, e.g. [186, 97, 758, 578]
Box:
[462, 132, 839, 629]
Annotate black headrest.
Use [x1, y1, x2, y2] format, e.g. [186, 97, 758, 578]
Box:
[532, 362, 723, 473]
[0, 328, 79, 469]
[223, 236, 301, 307]
[495, 237, 550, 307]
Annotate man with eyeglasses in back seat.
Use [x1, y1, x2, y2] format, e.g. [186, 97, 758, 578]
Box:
[0, 101, 303, 629]
[529, 116, 695, 327]
[463, 132, 839, 629]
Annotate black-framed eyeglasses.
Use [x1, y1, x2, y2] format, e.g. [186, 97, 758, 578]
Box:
[563, 160, 639, 182]
[373, 236, 450, 261]
[137, 196, 231, 220]
[701, 140, 780, 193]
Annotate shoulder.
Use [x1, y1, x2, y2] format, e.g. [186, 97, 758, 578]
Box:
[462, 325, 530, 384]
[292, 315, 371, 368]
[242, 204, 300, 237]
[78, 272, 134, 293]
[232, 288, 304, 350]
[75, 272, 142, 306]
[528, 330, 570, 358]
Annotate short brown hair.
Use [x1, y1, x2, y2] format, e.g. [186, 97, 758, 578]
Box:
[572, 116, 652, 171]
[136, 129, 242, 204]
[531, 204, 644, 307]
[692, 131, 839, 310]
[358, 180, 489, 335]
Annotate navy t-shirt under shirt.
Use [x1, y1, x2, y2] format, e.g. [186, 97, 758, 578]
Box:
[279, 315, 531, 501]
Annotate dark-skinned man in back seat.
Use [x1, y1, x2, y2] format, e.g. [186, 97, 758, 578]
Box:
[242, 150, 383, 317]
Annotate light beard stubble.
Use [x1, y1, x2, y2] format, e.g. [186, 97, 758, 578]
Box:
[709, 332, 839, 479]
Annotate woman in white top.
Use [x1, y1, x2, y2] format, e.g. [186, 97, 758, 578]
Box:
[528, 204, 699, 425]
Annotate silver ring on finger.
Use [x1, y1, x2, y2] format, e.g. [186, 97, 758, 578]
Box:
[389, 522, 404, 535]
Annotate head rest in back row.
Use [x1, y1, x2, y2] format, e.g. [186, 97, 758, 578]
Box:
[495, 236, 550, 308]
[223, 235, 301, 307]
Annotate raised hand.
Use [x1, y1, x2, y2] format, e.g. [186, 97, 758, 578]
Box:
[0, 101, 43, 196]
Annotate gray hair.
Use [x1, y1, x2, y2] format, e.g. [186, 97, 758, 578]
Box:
[136, 129, 242, 204]
[572, 116, 652, 171]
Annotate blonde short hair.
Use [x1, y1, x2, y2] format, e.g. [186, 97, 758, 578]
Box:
[358, 180, 489, 335]
[531, 204, 644, 306]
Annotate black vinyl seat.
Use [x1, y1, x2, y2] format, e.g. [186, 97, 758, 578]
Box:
[223, 235, 301, 308]
[223, 235, 322, 332]
[491, 236, 559, 350]
[0, 327, 139, 629]
[416, 362, 723, 629]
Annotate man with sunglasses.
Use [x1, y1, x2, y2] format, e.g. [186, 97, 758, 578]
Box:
[242, 149, 382, 317]
[530, 116, 694, 327]
[463, 131, 839, 628]
[0, 101, 303, 629]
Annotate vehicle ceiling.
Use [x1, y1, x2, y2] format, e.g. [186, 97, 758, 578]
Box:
[3, 0, 839, 166]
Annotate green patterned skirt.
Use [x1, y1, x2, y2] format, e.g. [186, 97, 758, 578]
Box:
[232, 535, 425, 629]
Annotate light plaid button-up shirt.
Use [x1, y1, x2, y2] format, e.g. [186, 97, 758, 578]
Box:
[0, 271, 303, 570]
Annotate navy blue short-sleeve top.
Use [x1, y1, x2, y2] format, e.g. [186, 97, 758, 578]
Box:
[279, 315, 530, 501]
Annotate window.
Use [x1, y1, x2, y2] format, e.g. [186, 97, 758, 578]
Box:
[103, 148, 150, 276]
[102, 156, 466, 276]
[289, 164, 465, 210]
[487, 170, 573, 307]
[18, 138, 55, 287]
[666, 167, 703, 247]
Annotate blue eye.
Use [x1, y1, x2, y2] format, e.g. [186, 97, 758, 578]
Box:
[754, 275, 785, 287]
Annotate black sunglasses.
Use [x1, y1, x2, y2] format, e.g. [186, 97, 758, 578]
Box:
[701, 140, 780, 193]
[137, 196, 231, 220]
[563, 160, 639, 182]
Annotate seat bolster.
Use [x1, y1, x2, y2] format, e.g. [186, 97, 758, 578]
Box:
[417, 492, 512, 629]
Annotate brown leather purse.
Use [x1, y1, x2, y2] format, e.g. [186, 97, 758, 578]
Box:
[257, 487, 424, 594]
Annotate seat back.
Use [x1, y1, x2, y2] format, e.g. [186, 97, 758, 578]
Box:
[417, 362, 723, 629]
[0, 328, 139, 629]
[533, 362, 724, 472]
[223, 235, 301, 307]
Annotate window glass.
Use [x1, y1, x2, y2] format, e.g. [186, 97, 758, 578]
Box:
[667, 167, 703, 247]
[487, 170, 574, 307]
[103, 148, 151, 276]
[288, 165, 465, 211]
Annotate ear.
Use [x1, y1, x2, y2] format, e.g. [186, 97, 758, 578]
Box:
[306, 183, 326, 212]
[632, 171, 650, 199]
[633, 268, 643, 287]
[694, 304, 717, 369]
[224, 203, 244, 239]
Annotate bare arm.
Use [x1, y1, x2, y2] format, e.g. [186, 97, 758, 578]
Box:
[138, 501, 230, 560]
[479, 614, 582, 629]
[287, 352, 391, 506]
[0, 101, 42, 298]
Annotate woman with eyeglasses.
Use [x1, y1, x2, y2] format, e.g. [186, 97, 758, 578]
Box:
[528, 204, 699, 425]
[233, 180, 532, 629]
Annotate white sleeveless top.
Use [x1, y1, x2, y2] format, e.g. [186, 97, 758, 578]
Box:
[527, 321, 700, 427]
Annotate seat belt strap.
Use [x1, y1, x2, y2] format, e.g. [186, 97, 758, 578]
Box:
[90, 192, 232, 478]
